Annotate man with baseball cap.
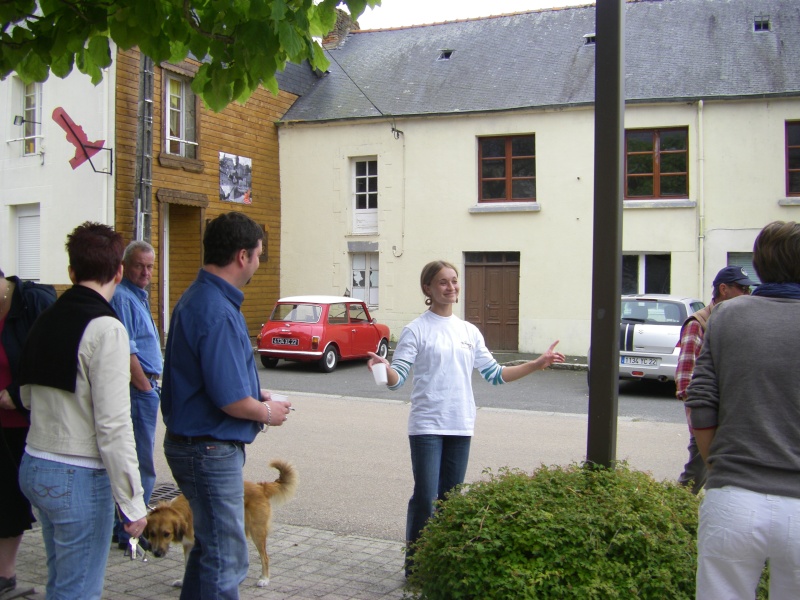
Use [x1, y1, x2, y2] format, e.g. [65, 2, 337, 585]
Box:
[675, 265, 757, 493]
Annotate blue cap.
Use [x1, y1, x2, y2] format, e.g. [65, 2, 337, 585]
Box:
[713, 266, 757, 287]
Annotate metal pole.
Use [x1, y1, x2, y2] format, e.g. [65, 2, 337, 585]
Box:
[587, 0, 625, 467]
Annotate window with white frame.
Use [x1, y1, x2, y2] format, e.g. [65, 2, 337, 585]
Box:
[622, 253, 671, 294]
[352, 158, 378, 234]
[16, 204, 41, 280]
[165, 73, 197, 159]
[22, 80, 42, 156]
[351, 253, 379, 306]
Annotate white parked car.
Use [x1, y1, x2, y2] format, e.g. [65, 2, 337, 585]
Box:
[618, 294, 705, 382]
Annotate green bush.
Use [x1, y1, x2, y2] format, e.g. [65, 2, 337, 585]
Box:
[405, 463, 701, 599]
[405, 463, 772, 599]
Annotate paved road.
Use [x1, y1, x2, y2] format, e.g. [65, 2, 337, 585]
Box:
[255, 359, 685, 424]
[152, 365, 690, 543]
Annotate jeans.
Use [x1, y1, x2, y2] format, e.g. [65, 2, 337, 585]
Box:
[678, 408, 706, 495]
[697, 486, 800, 599]
[115, 383, 160, 543]
[164, 437, 248, 600]
[677, 434, 707, 495]
[406, 435, 471, 549]
[19, 454, 114, 600]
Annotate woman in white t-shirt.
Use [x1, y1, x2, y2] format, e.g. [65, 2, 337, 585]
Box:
[368, 260, 564, 576]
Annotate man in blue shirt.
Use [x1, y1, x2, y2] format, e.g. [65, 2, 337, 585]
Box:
[110, 240, 163, 550]
[161, 212, 291, 599]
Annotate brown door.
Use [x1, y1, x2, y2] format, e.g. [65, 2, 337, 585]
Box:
[160, 202, 204, 338]
[465, 262, 519, 351]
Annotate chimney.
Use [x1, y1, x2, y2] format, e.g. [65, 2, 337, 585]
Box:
[322, 8, 360, 49]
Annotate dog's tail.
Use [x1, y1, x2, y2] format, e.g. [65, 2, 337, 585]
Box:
[258, 459, 298, 506]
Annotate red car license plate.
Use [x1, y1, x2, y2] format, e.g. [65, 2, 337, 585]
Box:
[272, 337, 299, 346]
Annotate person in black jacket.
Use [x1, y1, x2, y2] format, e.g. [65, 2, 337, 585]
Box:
[0, 267, 56, 595]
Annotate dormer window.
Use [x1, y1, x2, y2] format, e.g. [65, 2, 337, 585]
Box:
[754, 15, 770, 31]
[583, 33, 596, 45]
[437, 49, 454, 61]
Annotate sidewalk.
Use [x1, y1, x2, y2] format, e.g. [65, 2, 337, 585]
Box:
[9, 390, 683, 600]
[13, 521, 406, 599]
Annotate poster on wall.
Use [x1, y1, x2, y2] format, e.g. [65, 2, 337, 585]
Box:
[219, 152, 252, 204]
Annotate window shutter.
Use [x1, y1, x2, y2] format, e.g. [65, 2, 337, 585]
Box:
[727, 253, 761, 285]
[17, 214, 40, 280]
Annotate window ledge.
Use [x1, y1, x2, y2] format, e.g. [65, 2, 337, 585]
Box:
[623, 199, 696, 209]
[469, 201, 541, 214]
[779, 197, 800, 206]
[158, 152, 204, 173]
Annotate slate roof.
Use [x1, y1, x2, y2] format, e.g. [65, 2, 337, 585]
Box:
[281, 0, 800, 123]
[275, 61, 321, 97]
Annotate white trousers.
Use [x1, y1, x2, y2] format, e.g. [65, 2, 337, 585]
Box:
[697, 486, 800, 600]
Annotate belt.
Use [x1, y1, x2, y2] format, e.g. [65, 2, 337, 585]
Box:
[166, 431, 221, 444]
[144, 373, 160, 379]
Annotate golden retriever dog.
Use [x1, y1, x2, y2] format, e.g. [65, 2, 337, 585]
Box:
[144, 459, 298, 588]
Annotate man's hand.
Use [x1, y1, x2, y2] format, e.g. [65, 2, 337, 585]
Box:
[263, 400, 292, 426]
[258, 389, 292, 426]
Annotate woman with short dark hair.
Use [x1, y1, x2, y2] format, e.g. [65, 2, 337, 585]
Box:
[18, 222, 148, 600]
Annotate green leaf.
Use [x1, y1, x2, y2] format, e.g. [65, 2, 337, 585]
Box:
[0, 0, 36, 24]
[17, 51, 50, 83]
[309, 41, 329, 71]
[248, 0, 269, 18]
[87, 36, 112, 68]
[270, 0, 287, 21]
[39, 0, 62, 15]
[108, 16, 139, 50]
[190, 65, 211, 95]
[187, 34, 210, 62]
[50, 52, 75, 78]
[76, 46, 103, 85]
[343, 0, 369, 20]
[135, 0, 165, 35]
[263, 73, 278, 95]
[309, 3, 337, 37]
[277, 21, 303, 58]
[232, 76, 259, 105]
[168, 40, 190, 63]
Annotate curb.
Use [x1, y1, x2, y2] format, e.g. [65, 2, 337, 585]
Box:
[502, 360, 588, 372]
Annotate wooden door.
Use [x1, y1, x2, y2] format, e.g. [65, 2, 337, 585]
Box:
[161, 203, 203, 337]
[465, 263, 519, 351]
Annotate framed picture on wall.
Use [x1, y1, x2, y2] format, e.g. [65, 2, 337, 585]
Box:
[219, 152, 253, 204]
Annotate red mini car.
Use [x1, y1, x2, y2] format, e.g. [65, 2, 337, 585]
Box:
[256, 296, 391, 372]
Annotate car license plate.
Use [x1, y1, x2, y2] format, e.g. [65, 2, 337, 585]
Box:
[621, 356, 659, 366]
[272, 337, 299, 346]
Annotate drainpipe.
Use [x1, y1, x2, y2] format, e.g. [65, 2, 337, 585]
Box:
[134, 54, 154, 242]
[103, 57, 112, 224]
[391, 122, 405, 258]
[697, 100, 705, 299]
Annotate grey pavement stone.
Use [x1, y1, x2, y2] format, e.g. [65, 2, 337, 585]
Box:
[14, 522, 406, 599]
